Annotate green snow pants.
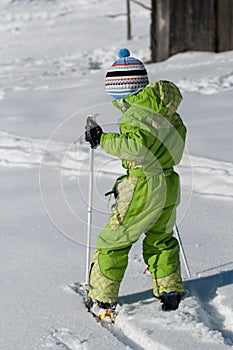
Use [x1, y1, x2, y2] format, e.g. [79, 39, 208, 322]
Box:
[88, 169, 185, 303]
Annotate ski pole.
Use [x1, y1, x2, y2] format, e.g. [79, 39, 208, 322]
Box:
[84, 114, 99, 286]
[85, 144, 94, 285]
[175, 224, 191, 279]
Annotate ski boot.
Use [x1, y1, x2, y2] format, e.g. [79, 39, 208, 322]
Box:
[84, 296, 117, 323]
[159, 292, 184, 311]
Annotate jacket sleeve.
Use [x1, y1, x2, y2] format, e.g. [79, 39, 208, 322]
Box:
[100, 124, 155, 164]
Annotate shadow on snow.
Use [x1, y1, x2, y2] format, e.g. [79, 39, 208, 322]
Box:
[119, 269, 233, 346]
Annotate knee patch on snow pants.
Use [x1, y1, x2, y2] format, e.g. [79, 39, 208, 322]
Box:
[152, 265, 185, 297]
[88, 250, 124, 303]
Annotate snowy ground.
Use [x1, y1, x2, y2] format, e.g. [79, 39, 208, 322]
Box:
[1, 1, 233, 349]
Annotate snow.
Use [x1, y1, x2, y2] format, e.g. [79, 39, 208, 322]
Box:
[1, 0, 233, 349]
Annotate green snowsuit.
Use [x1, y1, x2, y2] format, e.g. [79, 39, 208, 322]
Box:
[88, 80, 187, 302]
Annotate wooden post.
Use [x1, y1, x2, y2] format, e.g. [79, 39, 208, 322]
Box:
[151, 0, 170, 62]
[217, 0, 233, 52]
[127, 0, 132, 40]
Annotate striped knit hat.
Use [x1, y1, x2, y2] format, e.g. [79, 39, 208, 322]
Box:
[105, 48, 149, 99]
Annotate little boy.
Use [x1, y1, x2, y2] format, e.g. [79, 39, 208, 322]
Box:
[85, 48, 187, 317]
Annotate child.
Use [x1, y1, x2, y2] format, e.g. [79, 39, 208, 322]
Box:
[85, 48, 187, 316]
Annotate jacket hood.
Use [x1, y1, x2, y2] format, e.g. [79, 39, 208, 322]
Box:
[149, 81, 182, 116]
[113, 80, 182, 117]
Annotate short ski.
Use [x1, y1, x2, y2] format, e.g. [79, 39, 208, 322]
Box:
[70, 282, 117, 324]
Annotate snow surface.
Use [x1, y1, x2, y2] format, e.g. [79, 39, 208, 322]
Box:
[1, 1, 233, 349]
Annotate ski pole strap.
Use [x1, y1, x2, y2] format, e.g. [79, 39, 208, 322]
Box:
[105, 190, 115, 197]
[104, 174, 128, 205]
[105, 174, 127, 197]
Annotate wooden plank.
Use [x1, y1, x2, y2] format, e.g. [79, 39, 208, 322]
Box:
[170, 0, 216, 53]
[217, 0, 233, 51]
[190, 0, 216, 51]
[169, 0, 186, 55]
[151, 0, 170, 62]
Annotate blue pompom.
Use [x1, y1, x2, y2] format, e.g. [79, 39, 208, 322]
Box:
[118, 48, 130, 58]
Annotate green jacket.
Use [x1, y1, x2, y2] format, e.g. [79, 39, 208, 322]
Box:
[100, 80, 186, 174]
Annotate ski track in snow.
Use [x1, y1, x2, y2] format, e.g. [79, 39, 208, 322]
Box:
[0, 130, 232, 200]
[186, 271, 233, 347]
[48, 326, 145, 350]
[52, 279, 233, 350]
[48, 329, 88, 350]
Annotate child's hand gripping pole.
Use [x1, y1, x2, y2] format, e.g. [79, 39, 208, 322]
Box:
[85, 115, 103, 149]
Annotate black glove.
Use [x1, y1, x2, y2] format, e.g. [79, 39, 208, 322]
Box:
[85, 116, 103, 149]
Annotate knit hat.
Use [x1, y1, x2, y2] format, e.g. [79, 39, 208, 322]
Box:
[105, 48, 149, 100]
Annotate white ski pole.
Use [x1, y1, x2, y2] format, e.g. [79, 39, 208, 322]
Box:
[175, 224, 191, 279]
[85, 145, 94, 285]
[84, 114, 99, 286]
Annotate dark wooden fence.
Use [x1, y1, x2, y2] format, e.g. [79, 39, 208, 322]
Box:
[151, 0, 233, 62]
